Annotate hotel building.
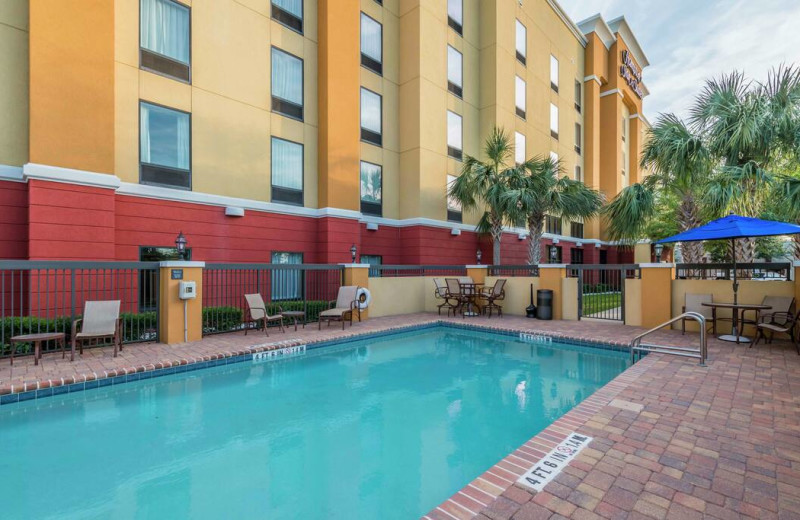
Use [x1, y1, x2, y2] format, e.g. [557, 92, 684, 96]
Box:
[0, 0, 649, 265]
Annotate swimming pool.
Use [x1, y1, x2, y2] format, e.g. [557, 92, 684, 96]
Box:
[0, 326, 628, 519]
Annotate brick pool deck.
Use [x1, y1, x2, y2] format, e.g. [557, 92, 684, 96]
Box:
[2, 314, 799, 520]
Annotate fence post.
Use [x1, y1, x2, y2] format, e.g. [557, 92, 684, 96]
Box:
[627, 263, 673, 328]
[158, 261, 205, 344]
[342, 263, 370, 320]
[538, 264, 566, 320]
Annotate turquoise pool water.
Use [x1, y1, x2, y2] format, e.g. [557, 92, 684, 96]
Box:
[0, 327, 628, 519]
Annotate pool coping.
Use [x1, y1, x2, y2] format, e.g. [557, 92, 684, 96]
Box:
[0, 319, 636, 406]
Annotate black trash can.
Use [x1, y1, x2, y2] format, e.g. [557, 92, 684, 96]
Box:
[536, 289, 553, 320]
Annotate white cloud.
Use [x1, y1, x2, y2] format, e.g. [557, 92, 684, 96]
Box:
[560, 0, 800, 121]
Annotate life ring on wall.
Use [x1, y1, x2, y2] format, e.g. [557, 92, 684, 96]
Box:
[356, 287, 372, 310]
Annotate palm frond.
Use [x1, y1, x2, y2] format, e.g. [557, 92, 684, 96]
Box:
[602, 183, 657, 243]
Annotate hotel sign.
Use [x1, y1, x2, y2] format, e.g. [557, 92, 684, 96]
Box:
[619, 50, 643, 99]
[517, 432, 593, 492]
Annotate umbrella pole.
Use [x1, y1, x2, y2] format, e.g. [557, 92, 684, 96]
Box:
[732, 238, 738, 305]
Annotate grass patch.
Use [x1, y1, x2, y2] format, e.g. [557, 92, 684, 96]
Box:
[582, 292, 622, 316]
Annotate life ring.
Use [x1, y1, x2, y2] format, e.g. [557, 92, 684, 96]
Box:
[356, 287, 372, 310]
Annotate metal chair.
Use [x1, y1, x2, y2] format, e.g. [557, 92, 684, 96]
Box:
[480, 279, 506, 318]
[71, 300, 122, 360]
[750, 311, 800, 354]
[433, 278, 458, 316]
[244, 293, 285, 336]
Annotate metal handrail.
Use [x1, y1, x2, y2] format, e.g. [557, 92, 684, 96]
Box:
[629, 312, 708, 366]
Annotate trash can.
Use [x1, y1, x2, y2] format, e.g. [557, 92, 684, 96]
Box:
[536, 289, 553, 320]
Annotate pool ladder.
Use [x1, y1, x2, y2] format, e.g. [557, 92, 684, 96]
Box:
[629, 312, 708, 367]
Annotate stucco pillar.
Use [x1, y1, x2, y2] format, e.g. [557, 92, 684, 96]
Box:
[628, 263, 673, 328]
[342, 263, 370, 320]
[158, 261, 204, 344]
[538, 265, 567, 320]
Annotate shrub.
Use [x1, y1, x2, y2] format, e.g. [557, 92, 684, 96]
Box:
[202, 306, 244, 334]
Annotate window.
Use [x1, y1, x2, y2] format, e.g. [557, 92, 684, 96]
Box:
[575, 123, 581, 154]
[550, 55, 559, 92]
[139, 246, 190, 310]
[448, 0, 463, 35]
[622, 116, 626, 141]
[447, 174, 462, 222]
[574, 80, 582, 112]
[271, 137, 303, 205]
[550, 151, 559, 165]
[447, 46, 463, 97]
[271, 0, 303, 34]
[570, 222, 584, 239]
[575, 165, 582, 182]
[515, 132, 526, 165]
[447, 111, 463, 160]
[140, 101, 191, 189]
[550, 103, 559, 139]
[271, 252, 303, 301]
[271, 47, 304, 120]
[361, 255, 383, 277]
[360, 88, 382, 146]
[515, 20, 526, 64]
[360, 161, 382, 216]
[360, 13, 382, 75]
[546, 215, 562, 235]
[140, 0, 190, 82]
[570, 248, 584, 264]
[515, 76, 526, 119]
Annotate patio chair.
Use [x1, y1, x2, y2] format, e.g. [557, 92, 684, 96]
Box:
[71, 300, 122, 360]
[750, 311, 800, 354]
[434, 278, 458, 316]
[681, 293, 716, 335]
[319, 286, 361, 330]
[244, 293, 285, 336]
[741, 296, 795, 331]
[445, 278, 470, 317]
[480, 279, 506, 318]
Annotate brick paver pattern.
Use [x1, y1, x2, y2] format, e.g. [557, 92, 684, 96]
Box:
[1, 313, 799, 520]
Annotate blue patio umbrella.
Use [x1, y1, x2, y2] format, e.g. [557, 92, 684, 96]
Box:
[658, 214, 800, 304]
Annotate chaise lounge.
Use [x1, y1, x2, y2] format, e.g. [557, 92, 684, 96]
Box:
[319, 286, 361, 330]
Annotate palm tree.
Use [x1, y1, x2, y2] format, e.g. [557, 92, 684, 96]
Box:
[505, 156, 603, 265]
[603, 114, 709, 262]
[448, 127, 525, 264]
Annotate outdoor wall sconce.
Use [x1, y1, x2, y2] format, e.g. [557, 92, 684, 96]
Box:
[175, 231, 188, 260]
[654, 243, 664, 263]
[549, 245, 558, 263]
[350, 244, 358, 263]
[476, 249, 482, 264]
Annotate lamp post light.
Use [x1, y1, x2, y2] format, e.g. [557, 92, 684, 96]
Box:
[175, 231, 188, 260]
[549, 245, 558, 264]
[350, 244, 358, 263]
[476, 249, 482, 265]
[654, 243, 664, 263]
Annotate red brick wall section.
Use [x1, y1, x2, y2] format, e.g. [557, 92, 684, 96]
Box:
[27, 179, 116, 260]
[0, 180, 28, 259]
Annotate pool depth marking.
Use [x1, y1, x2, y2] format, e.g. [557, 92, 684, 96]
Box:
[519, 333, 553, 344]
[252, 344, 307, 362]
[517, 432, 593, 492]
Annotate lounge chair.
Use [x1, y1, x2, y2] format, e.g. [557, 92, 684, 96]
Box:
[750, 311, 800, 354]
[681, 293, 716, 335]
[480, 279, 506, 318]
[434, 278, 458, 316]
[71, 300, 122, 360]
[244, 293, 285, 336]
[319, 286, 361, 330]
[741, 296, 795, 331]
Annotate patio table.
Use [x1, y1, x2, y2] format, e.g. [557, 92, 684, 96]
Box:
[10, 332, 67, 366]
[459, 283, 484, 317]
[281, 310, 306, 331]
[702, 302, 771, 344]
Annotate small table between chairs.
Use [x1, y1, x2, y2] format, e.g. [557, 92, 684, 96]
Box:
[9, 332, 67, 366]
[458, 283, 484, 317]
[701, 302, 771, 344]
[281, 311, 306, 331]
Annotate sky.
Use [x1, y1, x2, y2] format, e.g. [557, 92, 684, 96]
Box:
[558, 0, 800, 123]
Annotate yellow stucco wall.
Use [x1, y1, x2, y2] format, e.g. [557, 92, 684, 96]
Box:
[0, 0, 28, 167]
[485, 276, 540, 316]
[368, 276, 427, 317]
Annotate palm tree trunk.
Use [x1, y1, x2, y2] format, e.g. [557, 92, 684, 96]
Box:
[793, 235, 800, 260]
[527, 214, 545, 265]
[677, 193, 704, 263]
[735, 237, 756, 263]
[491, 215, 503, 265]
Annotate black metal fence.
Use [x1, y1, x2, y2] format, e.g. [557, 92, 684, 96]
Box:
[675, 262, 791, 281]
[367, 265, 468, 277]
[567, 264, 641, 322]
[0, 261, 160, 359]
[202, 264, 344, 335]
[488, 265, 540, 277]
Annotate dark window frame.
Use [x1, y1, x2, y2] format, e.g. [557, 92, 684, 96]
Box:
[570, 247, 584, 265]
[270, 136, 305, 207]
[270, 251, 304, 301]
[448, 0, 463, 35]
[139, 0, 192, 84]
[575, 122, 581, 155]
[138, 245, 191, 311]
[515, 19, 527, 65]
[271, 46, 305, 122]
[545, 215, 562, 235]
[139, 100, 192, 191]
[447, 111, 463, 160]
[271, 0, 304, 35]
[360, 160, 383, 217]
[447, 45, 463, 98]
[360, 12, 383, 76]
[570, 222, 584, 239]
[360, 87, 383, 147]
[574, 80, 582, 113]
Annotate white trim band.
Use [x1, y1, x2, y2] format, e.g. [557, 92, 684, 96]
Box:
[23, 163, 121, 189]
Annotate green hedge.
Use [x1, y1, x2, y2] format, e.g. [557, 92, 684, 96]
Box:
[202, 301, 332, 334]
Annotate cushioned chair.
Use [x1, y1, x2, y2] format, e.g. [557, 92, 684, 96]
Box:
[741, 296, 795, 331]
[319, 286, 361, 330]
[244, 293, 285, 336]
[71, 300, 122, 360]
[681, 293, 716, 335]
